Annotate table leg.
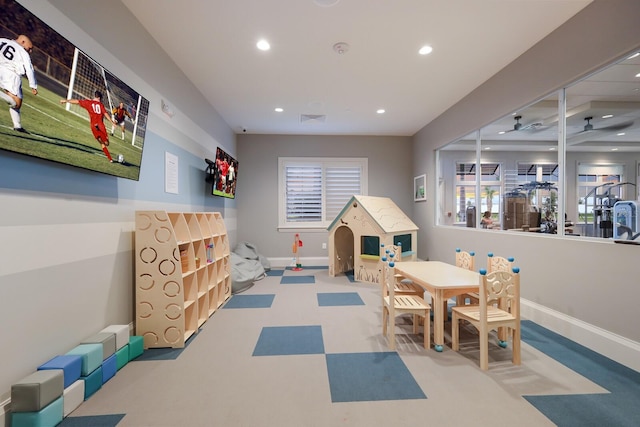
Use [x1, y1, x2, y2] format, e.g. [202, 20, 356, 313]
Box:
[433, 290, 444, 352]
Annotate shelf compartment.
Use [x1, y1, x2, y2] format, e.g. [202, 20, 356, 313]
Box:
[185, 213, 203, 241]
[197, 294, 208, 327]
[208, 285, 218, 316]
[197, 212, 213, 238]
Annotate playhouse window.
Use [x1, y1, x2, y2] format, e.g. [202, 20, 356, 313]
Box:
[361, 236, 380, 257]
[278, 157, 368, 229]
[393, 234, 412, 255]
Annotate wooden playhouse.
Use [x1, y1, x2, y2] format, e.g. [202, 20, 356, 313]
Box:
[327, 195, 418, 284]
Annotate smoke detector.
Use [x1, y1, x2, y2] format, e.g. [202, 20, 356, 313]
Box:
[333, 42, 349, 55]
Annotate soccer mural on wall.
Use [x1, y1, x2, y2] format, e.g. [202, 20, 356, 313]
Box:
[0, 0, 150, 181]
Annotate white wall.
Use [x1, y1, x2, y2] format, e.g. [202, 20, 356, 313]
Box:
[413, 0, 640, 370]
[0, 0, 237, 413]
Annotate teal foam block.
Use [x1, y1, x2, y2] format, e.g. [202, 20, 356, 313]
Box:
[66, 344, 103, 376]
[38, 354, 82, 388]
[11, 395, 63, 427]
[11, 370, 63, 413]
[81, 366, 102, 400]
[102, 354, 117, 384]
[115, 344, 129, 370]
[128, 336, 144, 361]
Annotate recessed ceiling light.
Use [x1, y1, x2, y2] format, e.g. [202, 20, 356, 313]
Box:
[611, 148, 619, 151]
[274, 107, 283, 112]
[376, 109, 385, 114]
[549, 147, 556, 151]
[627, 52, 640, 60]
[498, 131, 506, 135]
[256, 39, 270, 51]
[314, 0, 340, 6]
[635, 72, 640, 78]
[484, 147, 491, 150]
[333, 42, 349, 55]
[418, 45, 433, 55]
[617, 132, 626, 136]
[602, 114, 613, 119]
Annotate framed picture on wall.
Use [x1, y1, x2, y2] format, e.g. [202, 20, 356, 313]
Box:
[414, 174, 426, 202]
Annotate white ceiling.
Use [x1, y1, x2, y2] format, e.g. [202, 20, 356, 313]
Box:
[121, 0, 592, 136]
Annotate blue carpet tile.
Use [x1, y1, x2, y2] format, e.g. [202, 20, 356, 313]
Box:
[266, 269, 285, 276]
[326, 352, 426, 402]
[253, 325, 325, 356]
[280, 275, 315, 284]
[132, 330, 198, 361]
[344, 270, 356, 282]
[59, 414, 125, 426]
[317, 292, 364, 306]
[521, 320, 640, 427]
[224, 294, 275, 309]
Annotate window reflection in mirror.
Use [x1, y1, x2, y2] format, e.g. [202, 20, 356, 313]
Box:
[437, 132, 477, 227]
[436, 48, 640, 241]
[565, 51, 640, 239]
[479, 95, 559, 234]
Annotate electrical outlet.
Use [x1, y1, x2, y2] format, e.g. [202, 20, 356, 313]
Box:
[322, 242, 327, 249]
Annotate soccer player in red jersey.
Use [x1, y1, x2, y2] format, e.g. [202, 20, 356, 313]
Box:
[60, 90, 117, 162]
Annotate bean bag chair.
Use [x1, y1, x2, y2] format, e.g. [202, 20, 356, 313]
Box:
[231, 242, 269, 294]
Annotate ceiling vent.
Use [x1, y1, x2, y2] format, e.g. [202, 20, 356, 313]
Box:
[300, 114, 327, 124]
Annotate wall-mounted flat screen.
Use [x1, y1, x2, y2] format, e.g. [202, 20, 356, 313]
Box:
[211, 147, 238, 199]
[0, 0, 150, 181]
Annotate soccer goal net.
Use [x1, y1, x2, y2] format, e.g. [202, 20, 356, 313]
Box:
[65, 48, 149, 149]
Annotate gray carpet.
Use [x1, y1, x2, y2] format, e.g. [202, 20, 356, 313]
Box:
[62, 267, 635, 426]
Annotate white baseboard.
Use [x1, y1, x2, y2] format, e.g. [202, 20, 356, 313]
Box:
[521, 299, 640, 372]
[268, 256, 329, 268]
[0, 396, 9, 427]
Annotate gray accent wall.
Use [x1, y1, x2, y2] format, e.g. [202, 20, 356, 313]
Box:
[236, 134, 413, 259]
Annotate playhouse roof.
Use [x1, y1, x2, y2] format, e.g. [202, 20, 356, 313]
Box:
[327, 195, 419, 233]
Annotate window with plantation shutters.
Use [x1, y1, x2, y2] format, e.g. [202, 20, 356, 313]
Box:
[278, 157, 368, 229]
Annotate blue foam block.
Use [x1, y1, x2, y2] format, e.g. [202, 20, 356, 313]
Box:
[81, 366, 102, 400]
[11, 395, 63, 427]
[38, 355, 82, 389]
[102, 353, 117, 384]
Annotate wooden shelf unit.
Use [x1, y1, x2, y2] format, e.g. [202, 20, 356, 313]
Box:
[135, 211, 231, 348]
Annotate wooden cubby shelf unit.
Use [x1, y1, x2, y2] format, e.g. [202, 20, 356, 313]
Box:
[135, 211, 232, 348]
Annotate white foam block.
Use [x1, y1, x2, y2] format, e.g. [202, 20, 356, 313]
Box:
[100, 325, 130, 350]
[63, 379, 84, 417]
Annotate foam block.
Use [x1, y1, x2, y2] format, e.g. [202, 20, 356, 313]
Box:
[11, 370, 63, 413]
[38, 355, 82, 389]
[128, 336, 144, 360]
[63, 380, 84, 417]
[82, 332, 116, 360]
[66, 344, 103, 376]
[115, 344, 129, 370]
[81, 366, 102, 400]
[102, 354, 117, 384]
[11, 396, 63, 427]
[100, 324, 130, 350]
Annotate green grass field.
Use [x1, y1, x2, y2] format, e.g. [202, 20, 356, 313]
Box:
[0, 81, 143, 180]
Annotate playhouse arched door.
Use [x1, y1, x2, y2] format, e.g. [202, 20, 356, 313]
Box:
[334, 226, 354, 276]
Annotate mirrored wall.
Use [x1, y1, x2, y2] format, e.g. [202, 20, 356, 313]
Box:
[437, 50, 640, 240]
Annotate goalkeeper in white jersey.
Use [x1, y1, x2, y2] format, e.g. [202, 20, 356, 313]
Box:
[0, 34, 38, 133]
